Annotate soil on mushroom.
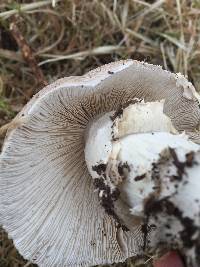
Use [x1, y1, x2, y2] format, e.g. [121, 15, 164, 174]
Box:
[0, 1, 200, 267]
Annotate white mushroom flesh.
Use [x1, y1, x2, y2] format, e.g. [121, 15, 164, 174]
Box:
[85, 100, 200, 266]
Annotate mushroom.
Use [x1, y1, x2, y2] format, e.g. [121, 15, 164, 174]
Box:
[0, 60, 200, 267]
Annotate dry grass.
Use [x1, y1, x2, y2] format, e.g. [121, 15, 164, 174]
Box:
[0, 0, 200, 266]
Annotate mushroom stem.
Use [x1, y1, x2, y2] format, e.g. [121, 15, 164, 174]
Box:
[84, 100, 200, 266]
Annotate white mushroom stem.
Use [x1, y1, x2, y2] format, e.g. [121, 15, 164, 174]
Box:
[85, 100, 178, 177]
[84, 100, 200, 265]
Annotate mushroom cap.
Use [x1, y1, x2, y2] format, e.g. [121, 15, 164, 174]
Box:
[1, 60, 200, 267]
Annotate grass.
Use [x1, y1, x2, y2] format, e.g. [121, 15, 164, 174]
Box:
[0, 0, 200, 266]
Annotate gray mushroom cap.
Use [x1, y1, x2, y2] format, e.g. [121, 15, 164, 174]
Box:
[0, 60, 200, 267]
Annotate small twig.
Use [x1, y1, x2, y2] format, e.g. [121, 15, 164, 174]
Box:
[9, 18, 48, 92]
[23, 261, 32, 267]
[0, 0, 61, 19]
[0, 116, 26, 139]
[38, 45, 124, 66]
[160, 42, 168, 70]
[130, 0, 165, 20]
[0, 48, 23, 62]
[0, 122, 12, 138]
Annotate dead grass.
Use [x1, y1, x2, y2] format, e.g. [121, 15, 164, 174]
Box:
[0, 0, 200, 266]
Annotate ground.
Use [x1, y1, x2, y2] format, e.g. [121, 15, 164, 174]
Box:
[0, 0, 200, 266]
